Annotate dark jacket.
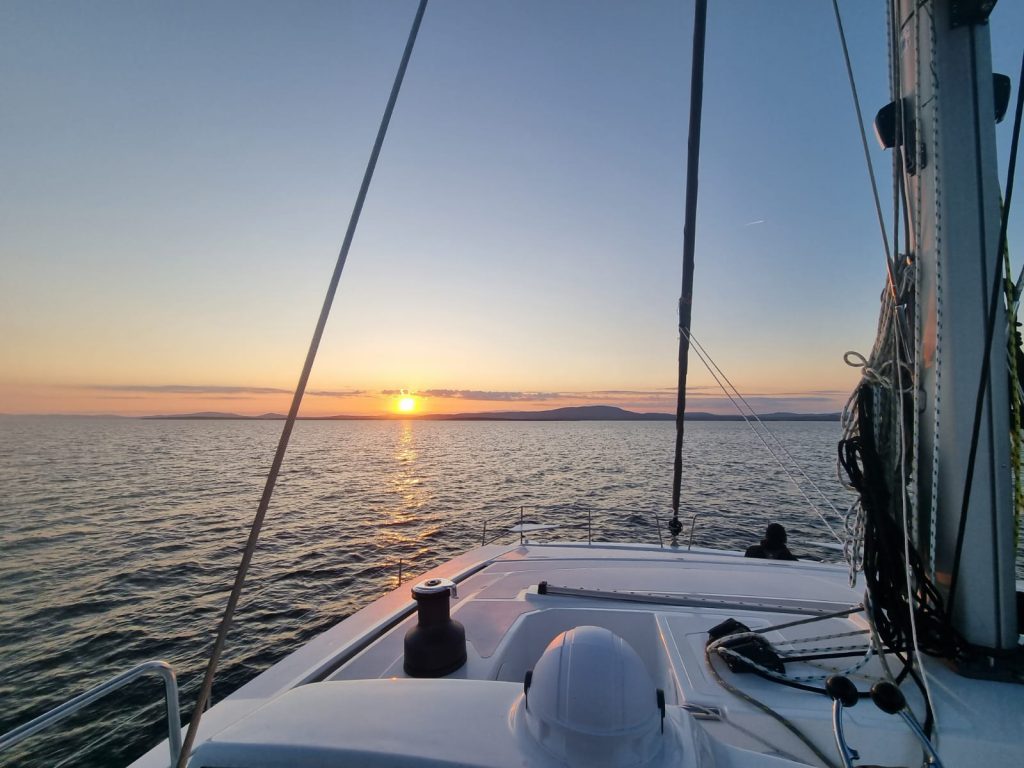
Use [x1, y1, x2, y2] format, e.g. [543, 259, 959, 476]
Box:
[744, 541, 798, 561]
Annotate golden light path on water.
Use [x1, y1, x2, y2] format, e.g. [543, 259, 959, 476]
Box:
[379, 421, 436, 565]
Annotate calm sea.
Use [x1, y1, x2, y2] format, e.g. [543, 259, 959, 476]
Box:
[0, 417, 849, 766]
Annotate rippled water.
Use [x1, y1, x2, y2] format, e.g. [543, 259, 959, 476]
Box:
[0, 416, 849, 766]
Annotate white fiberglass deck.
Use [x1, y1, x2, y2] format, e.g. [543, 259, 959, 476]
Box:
[133, 543, 1024, 767]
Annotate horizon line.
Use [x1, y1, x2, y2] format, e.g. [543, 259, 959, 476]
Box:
[1, 404, 843, 422]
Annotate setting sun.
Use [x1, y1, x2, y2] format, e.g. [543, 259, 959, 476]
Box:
[397, 396, 416, 413]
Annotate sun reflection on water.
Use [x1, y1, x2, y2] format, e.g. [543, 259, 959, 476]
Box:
[377, 421, 433, 554]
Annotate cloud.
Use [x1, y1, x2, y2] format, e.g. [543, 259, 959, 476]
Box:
[378, 386, 827, 406]
[587, 388, 697, 396]
[395, 389, 564, 402]
[87, 384, 290, 395]
[80, 384, 364, 397]
[744, 219, 766, 227]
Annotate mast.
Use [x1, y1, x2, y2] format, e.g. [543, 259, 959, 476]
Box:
[896, 0, 1017, 652]
[670, 0, 708, 537]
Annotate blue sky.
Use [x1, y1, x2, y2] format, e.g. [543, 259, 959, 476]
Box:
[1, 1, 1022, 415]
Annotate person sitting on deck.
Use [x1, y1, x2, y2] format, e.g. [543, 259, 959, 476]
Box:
[744, 523, 798, 561]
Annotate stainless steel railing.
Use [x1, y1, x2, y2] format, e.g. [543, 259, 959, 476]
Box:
[0, 659, 183, 765]
[480, 504, 665, 548]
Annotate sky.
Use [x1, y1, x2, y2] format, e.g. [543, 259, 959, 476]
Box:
[1, 1, 1022, 417]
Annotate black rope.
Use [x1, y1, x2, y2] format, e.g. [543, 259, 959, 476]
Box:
[747, 668, 869, 699]
[781, 649, 884, 663]
[946, 35, 1024, 624]
[670, 0, 708, 537]
[838, 386, 961, 660]
[724, 616, 934, 736]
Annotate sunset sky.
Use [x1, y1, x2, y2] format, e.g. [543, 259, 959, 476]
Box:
[2, 1, 1022, 417]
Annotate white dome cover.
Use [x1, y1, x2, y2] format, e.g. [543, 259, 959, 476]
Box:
[522, 625, 665, 767]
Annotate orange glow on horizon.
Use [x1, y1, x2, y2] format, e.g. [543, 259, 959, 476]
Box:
[0, 371, 864, 417]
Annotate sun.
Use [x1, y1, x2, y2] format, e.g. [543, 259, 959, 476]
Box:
[397, 396, 416, 413]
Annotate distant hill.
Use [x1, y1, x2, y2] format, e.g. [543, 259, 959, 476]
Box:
[142, 406, 840, 422]
[424, 406, 839, 422]
[427, 405, 671, 421]
[144, 412, 286, 420]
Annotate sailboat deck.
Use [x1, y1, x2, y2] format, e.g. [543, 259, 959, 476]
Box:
[131, 543, 1024, 767]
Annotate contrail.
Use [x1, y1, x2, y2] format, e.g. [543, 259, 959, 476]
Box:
[744, 219, 765, 227]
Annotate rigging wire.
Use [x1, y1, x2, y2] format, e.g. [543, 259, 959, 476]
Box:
[750, 605, 863, 633]
[684, 331, 844, 544]
[173, 2, 430, 765]
[860, 591, 934, 736]
[829, 0, 896, 295]
[892, 304, 940, 740]
[686, 330, 846, 525]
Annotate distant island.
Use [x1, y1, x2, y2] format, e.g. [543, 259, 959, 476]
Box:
[145, 411, 288, 420]
[143, 405, 840, 422]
